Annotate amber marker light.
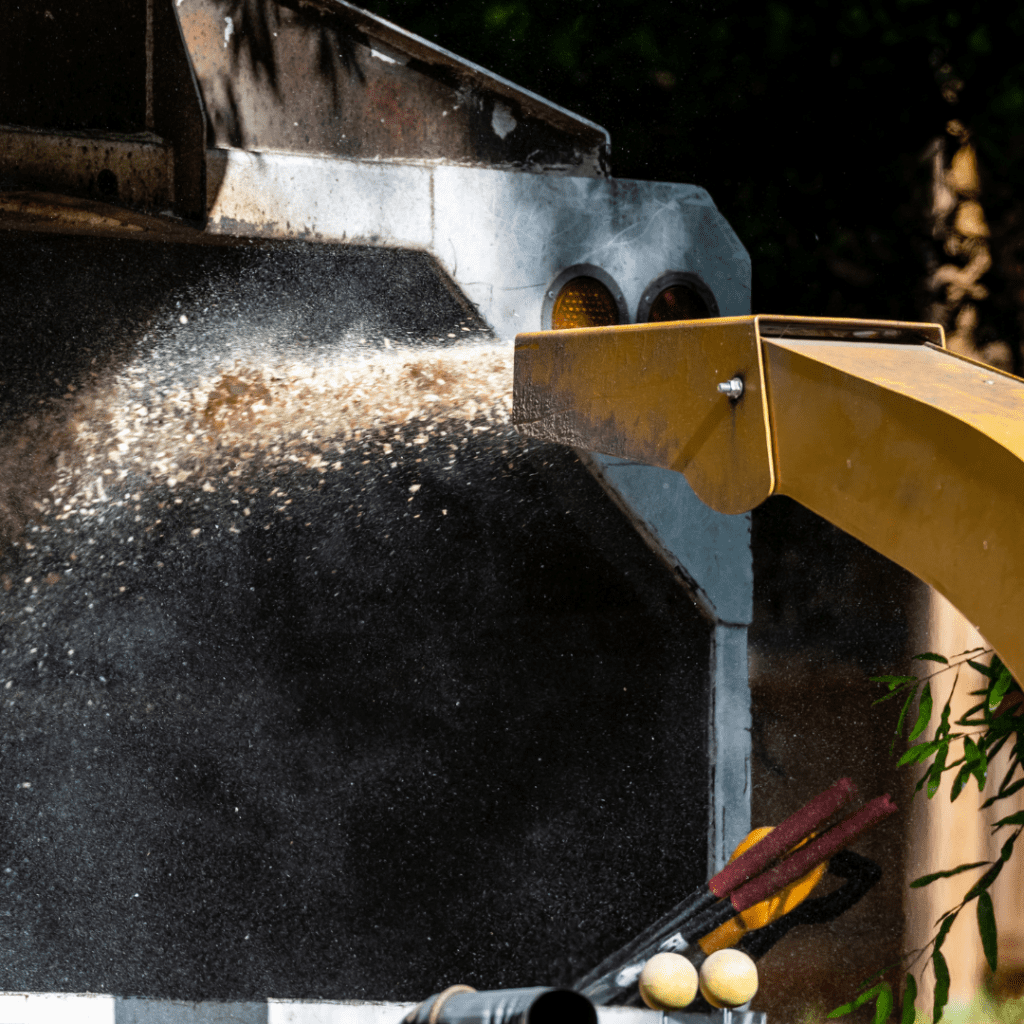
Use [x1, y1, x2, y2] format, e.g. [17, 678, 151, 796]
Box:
[550, 276, 621, 330]
[637, 272, 719, 324]
[649, 283, 712, 321]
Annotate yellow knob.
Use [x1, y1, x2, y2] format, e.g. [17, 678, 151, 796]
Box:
[638, 952, 700, 1010]
[699, 948, 759, 1009]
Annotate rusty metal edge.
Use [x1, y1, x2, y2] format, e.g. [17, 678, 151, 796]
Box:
[293, 0, 611, 149]
[154, 0, 209, 223]
[0, 190, 224, 243]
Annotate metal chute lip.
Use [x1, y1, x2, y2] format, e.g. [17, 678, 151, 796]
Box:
[753, 313, 944, 346]
[0, 189, 203, 240]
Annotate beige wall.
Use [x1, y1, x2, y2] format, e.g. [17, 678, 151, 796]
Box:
[907, 590, 1024, 1013]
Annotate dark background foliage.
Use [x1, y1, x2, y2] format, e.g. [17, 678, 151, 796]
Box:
[362, 0, 1024, 361]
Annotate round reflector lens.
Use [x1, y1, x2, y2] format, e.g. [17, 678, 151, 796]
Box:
[551, 276, 621, 330]
[647, 283, 713, 322]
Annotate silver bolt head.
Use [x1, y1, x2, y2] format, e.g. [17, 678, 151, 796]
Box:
[717, 377, 744, 398]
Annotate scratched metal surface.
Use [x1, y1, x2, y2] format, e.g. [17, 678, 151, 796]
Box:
[177, 0, 608, 176]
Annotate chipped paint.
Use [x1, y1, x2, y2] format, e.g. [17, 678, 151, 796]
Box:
[491, 102, 517, 140]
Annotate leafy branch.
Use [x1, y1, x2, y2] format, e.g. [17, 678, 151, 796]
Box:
[829, 650, 1024, 1023]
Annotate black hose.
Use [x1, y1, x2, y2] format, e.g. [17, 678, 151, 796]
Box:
[405, 987, 597, 1024]
[737, 850, 882, 960]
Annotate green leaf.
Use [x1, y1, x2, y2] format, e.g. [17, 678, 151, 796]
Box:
[854, 985, 885, 1011]
[899, 740, 937, 767]
[935, 911, 957, 953]
[827, 1002, 855, 1019]
[966, 859, 1005, 899]
[992, 810, 1024, 828]
[892, 687, 919, 752]
[949, 764, 969, 802]
[900, 974, 917, 1024]
[937, 699, 952, 736]
[981, 776, 1024, 809]
[1000, 833, 1018, 863]
[960, 699, 988, 721]
[989, 668, 1015, 711]
[915, 653, 949, 664]
[909, 683, 933, 742]
[875, 689, 907, 705]
[875, 689, 913, 706]
[963, 737, 988, 790]
[993, 757, 1022, 800]
[932, 954, 949, 1023]
[982, 735, 1010, 767]
[828, 984, 884, 1018]
[874, 982, 894, 1024]
[875, 678, 918, 705]
[978, 890, 998, 973]
[910, 861, 989, 888]
[873, 674, 919, 687]
[927, 742, 948, 798]
[933, 949, 950, 1024]
[968, 659, 997, 679]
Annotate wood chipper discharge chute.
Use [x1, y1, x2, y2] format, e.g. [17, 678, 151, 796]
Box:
[513, 314, 1024, 684]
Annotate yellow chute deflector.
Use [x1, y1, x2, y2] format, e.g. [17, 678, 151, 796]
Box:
[513, 315, 1024, 682]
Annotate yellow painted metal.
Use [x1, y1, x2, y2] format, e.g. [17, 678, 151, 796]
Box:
[761, 337, 1024, 685]
[697, 826, 827, 955]
[513, 313, 1024, 682]
[514, 317, 775, 514]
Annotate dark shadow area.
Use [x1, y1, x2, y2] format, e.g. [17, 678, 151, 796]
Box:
[747, 495, 919, 1021]
[0, 441, 711, 1000]
[0, 0, 146, 132]
[750, 496, 917, 674]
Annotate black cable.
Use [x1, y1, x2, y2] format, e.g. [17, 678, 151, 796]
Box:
[737, 850, 882, 961]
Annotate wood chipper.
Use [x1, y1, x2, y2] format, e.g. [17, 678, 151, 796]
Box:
[0, 1, 914, 1021]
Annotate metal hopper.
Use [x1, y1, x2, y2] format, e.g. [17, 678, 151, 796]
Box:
[0, 1, 773, 1017]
